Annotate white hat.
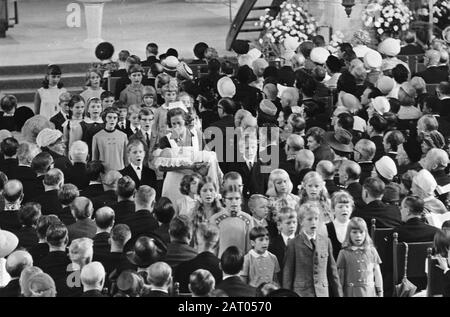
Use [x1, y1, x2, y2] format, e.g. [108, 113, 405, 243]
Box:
[36, 128, 63, 148]
[0, 229, 18, 258]
[364, 50, 383, 69]
[238, 54, 254, 67]
[217, 77, 236, 98]
[162, 56, 180, 72]
[378, 38, 401, 57]
[372, 96, 390, 115]
[310, 47, 330, 65]
[259, 99, 277, 117]
[376, 76, 395, 95]
[284, 35, 300, 51]
[413, 169, 437, 196]
[375, 156, 397, 180]
[176, 62, 194, 80]
[248, 48, 262, 62]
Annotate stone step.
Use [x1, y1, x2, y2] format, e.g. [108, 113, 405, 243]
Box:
[0, 63, 92, 77]
[0, 72, 86, 91]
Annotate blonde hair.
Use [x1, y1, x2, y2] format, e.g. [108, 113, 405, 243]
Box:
[297, 202, 321, 222]
[85, 68, 103, 87]
[85, 97, 102, 118]
[298, 171, 332, 221]
[266, 169, 293, 197]
[342, 217, 373, 249]
[331, 191, 355, 211]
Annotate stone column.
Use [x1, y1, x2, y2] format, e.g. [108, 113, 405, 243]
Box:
[79, 0, 111, 48]
[303, 0, 369, 41]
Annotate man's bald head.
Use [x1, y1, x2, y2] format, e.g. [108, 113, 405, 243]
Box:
[43, 168, 64, 188]
[80, 262, 105, 289]
[71, 197, 93, 220]
[316, 160, 335, 180]
[425, 49, 441, 66]
[102, 170, 122, 190]
[6, 250, 33, 278]
[295, 149, 314, 171]
[339, 160, 362, 185]
[3, 180, 23, 204]
[95, 207, 115, 230]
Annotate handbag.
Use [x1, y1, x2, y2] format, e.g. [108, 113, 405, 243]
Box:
[393, 242, 417, 297]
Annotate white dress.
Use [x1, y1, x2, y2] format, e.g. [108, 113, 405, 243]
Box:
[38, 86, 67, 119]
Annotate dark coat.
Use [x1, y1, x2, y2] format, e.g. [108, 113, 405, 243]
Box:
[216, 276, 257, 297]
[313, 145, 334, 168]
[207, 115, 236, 174]
[0, 158, 18, 178]
[81, 290, 107, 297]
[326, 222, 343, 261]
[162, 242, 197, 269]
[91, 190, 117, 212]
[352, 200, 402, 229]
[268, 234, 288, 280]
[325, 179, 340, 197]
[416, 66, 449, 84]
[34, 190, 63, 216]
[58, 206, 76, 226]
[346, 182, 364, 209]
[64, 162, 90, 191]
[15, 226, 38, 250]
[50, 112, 67, 132]
[112, 201, 135, 225]
[9, 165, 40, 203]
[399, 44, 424, 56]
[119, 165, 157, 189]
[80, 183, 104, 200]
[370, 135, 385, 163]
[36, 251, 71, 294]
[153, 223, 170, 246]
[358, 162, 374, 185]
[142, 290, 169, 297]
[198, 111, 220, 131]
[394, 217, 439, 243]
[67, 218, 97, 241]
[0, 210, 21, 232]
[173, 251, 222, 293]
[279, 159, 301, 195]
[43, 148, 72, 172]
[121, 209, 159, 239]
[93, 232, 111, 262]
[0, 279, 21, 297]
[28, 243, 49, 264]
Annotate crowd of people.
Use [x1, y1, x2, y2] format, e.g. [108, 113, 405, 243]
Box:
[1, 28, 450, 297]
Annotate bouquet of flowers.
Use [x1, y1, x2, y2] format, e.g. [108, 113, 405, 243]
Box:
[259, 0, 317, 44]
[417, 0, 450, 31]
[327, 31, 345, 54]
[362, 0, 413, 38]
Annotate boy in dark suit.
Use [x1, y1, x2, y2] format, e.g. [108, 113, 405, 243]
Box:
[283, 203, 342, 297]
[115, 101, 133, 137]
[50, 92, 71, 132]
[216, 246, 256, 297]
[128, 108, 158, 166]
[120, 139, 157, 189]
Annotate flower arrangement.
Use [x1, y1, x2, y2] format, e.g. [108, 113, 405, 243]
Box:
[327, 31, 345, 54]
[362, 0, 413, 38]
[417, 0, 450, 31]
[259, 0, 317, 44]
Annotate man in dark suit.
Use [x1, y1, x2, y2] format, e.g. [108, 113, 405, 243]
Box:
[394, 196, 439, 242]
[368, 115, 388, 163]
[102, 224, 135, 278]
[216, 246, 256, 297]
[280, 135, 304, 195]
[354, 139, 376, 185]
[143, 262, 172, 297]
[0, 250, 33, 297]
[93, 207, 115, 263]
[64, 141, 90, 191]
[141, 43, 159, 67]
[35, 222, 71, 296]
[33, 168, 64, 216]
[15, 202, 40, 250]
[49, 92, 71, 132]
[352, 177, 402, 229]
[416, 50, 449, 84]
[111, 176, 136, 225]
[205, 98, 238, 175]
[116, 103, 133, 137]
[91, 170, 121, 211]
[80, 161, 105, 200]
[0, 137, 19, 178]
[10, 142, 41, 204]
[338, 160, 365, 209]
[120, 138, 157, 189]
[174, 224, 222, 293]
[0, 180, 23, 233]
[26, 152, 54, 203]
[399, 32, 425, 56]
[80, 262, 108, 297]
[162, 215, 197, 269]
[122, 186, 158, 241]
[67, 197, 97, 241]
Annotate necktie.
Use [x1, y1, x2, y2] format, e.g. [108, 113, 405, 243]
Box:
[146, 133, 150, 147]
[310, 238, 316, 251]
[286, 237, 292, 246]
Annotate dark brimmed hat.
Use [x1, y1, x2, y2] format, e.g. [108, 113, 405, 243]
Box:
[126, 236, 159, 268]
[325, 128, 354, 153]
[231, 40, 250, 55]
[95, 42, 115, 60]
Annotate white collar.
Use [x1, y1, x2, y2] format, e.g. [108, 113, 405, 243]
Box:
[281, 232, 295, 241]
[84, 117, 103, 124]
[253, 217, 267, 227]
[249, 249, 269, 258]
[141, 129, 151, 135]
[303, 231, 316, 241]
[149, 287, 168, 294]
[131, 163, 143, 170]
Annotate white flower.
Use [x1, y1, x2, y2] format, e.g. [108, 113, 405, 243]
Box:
[384, 22, 390, 27]
[393, 25, 399, 31]
[377, 28, 384, 34]
[374, 21, 381, 27]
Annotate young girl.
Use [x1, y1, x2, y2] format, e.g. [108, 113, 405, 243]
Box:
[191, 176, 223, 248]
[179, 92, 202, 131]
[326, 191, 354, 260]
[175, 173, 202, 218]
[336, 217, 383, 297]
[298, 171, 333, 229]
[34, 64, 67, 119]
[63, 95, 85, 151]
[80, 68, 105, 103]
[266, 169, 300, 215]
[141, 86, 158, 113]
[80, 97, 104, 157]
[152, 79, 179, 140]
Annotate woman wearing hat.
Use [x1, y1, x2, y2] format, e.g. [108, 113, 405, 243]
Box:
[419, 130, 446, 157]
[36, 128, 71, 171]
[324, 128, 354, 160]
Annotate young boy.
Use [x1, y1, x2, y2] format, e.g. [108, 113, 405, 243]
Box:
[0, 95, 19, 132]
[128, 104, 142, 135]
[114, 101, 132, 137]
[120, 139, 156, 189]
[119, 65, 145, 107]
[282, 203, 342, 297]
[241, 226, 280, 287]
[248, 194, 269, 228]
[209, 184, 253, 257]
[268, 207, 298, 274]
[129, 108, 157, 166]
[100, 91, 115, 110]
[152, 79, 179, 140]
[49, 92, 71, 132]
[92, 107, 128, 171]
